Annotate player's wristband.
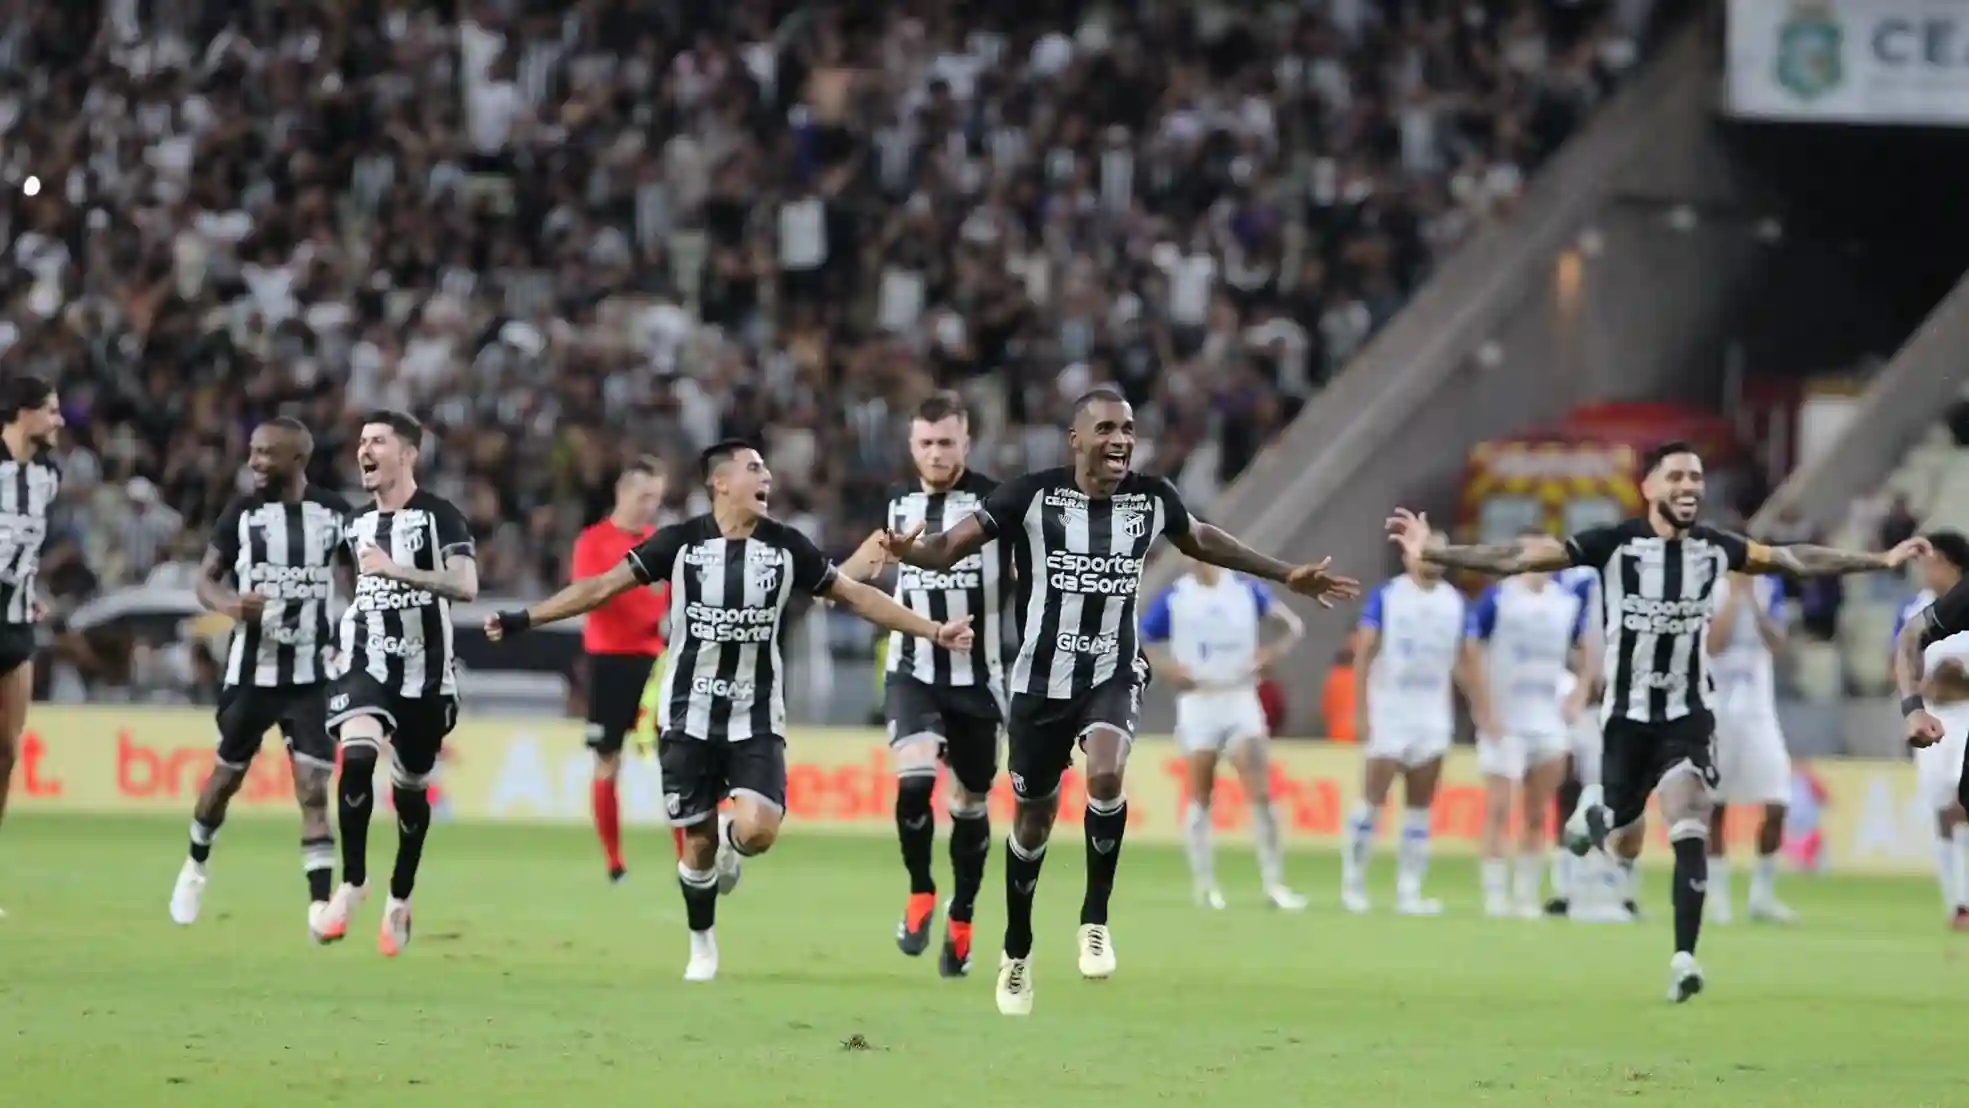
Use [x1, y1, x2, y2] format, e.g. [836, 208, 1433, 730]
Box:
[496, 610, 532, 636]
[1902, 694, 1927, 718]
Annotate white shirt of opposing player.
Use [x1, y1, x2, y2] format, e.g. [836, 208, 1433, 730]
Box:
[1140, 572, 1269, 691]
[1708, 574, 1784, 721]
[1360, 575, 1467, 738]
[1470, 576, 1586, 739]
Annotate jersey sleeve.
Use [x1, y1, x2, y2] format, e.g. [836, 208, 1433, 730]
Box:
[1563, 525, 1623, 569]
[206, 498, 247, 577]
[626, 524, 688, 586]
[1698, 526, 1755, 572]
[1245, 577, 1273, 618]
[977, 472, 1043, 540]
[1921, 580, 1969, 647]
[1139, 586, 1175, 644]
[1146, 474, 1195, 539]
[1467, 585, 1499, 640]
[783, 526, 840, 597]
[432, 498, 476, 561]
[1358, 583, 1387, 632]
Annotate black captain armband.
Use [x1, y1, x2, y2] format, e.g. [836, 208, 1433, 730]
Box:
[495, 610, 532, 636]
[1903, 694, 1927, 718]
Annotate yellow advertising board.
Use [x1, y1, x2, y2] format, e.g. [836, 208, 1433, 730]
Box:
[7, 706, 1938, 876]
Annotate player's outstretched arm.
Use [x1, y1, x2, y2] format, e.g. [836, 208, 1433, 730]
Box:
[836, 529, 893, 583]
[883, 514, 990, 571]
[1168, 523, 1361, 606]
[822, 576, 974, 651]
[1746, 536, 1927, 578]
[1385, 508, 1569, 576]
[489, 561, 636, 640]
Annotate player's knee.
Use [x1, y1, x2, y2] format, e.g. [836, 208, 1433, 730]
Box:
[1012, 796, 1057, 845]
[1084, 770, 1124, 804]
[893, 736, 940, 781]
[896, 771, 935, 814]
[734, 815, 779, 855]
[948, 789, 989, 819]
[340, 743, 379, 779]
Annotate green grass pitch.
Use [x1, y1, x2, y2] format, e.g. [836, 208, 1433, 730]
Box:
[2, 813, 1965, 1107]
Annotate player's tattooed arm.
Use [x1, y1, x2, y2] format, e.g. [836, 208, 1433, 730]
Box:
[1745, 536, 1926, 578]
[1895, 610, 1933, 701]
[1422, 539, 1570, 575]
[884, 513, 990, 571]
[366, 552, 480, 602]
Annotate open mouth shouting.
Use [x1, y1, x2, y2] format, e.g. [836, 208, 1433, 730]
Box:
[1100, 444, 1130, 478]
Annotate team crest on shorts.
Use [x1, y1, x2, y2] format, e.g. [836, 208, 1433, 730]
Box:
[664, 792, 682, 817]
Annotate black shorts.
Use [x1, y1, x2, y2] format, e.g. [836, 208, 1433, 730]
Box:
[0, 624, 35, 678]
[885, 674, 1002, 795]
[1602, 714, 1720, 830]
[585, 652, 658, 754]
[1004, 672, 1143, 801]
[658, 734, 786, 828]
[326, 672, 459, 782]
[216, 683, 334, 769]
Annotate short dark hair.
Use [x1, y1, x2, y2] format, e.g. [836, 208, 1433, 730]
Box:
[914, 390, 969, 426]
[361, 409, 425, 448]
[1, 375, 54, 419]
[262, 415, 311, 437]
[1072, 386, 1129, 421]
[699, 438, 759, 483]
[620, 454, 665, 482]
[1929, 530, 1969, 571]
[1641, 440, 1700, 479]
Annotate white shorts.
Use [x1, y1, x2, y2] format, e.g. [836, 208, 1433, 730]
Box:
[1174, 688, 1269, 755]
[1714, 709, 1792, 805]
[1915, 705, 1969, 813]
[1569, 710, 1603, 786]
[1364, 716, 1452, 768]
[1476, 730, 1570, 780]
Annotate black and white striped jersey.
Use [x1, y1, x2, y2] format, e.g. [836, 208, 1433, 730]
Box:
[1564, 519, 1751, 727]
[211, 487, 351, 688]
[977, 467, 1192, 700]
[627, 514, 839, 742]
[340, 490, 475, 699]
[0, 440, 58, 625]
[884, 469, 1008, 692]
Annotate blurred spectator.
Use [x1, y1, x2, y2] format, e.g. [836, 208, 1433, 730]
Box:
[1879, 493, 1918, 552]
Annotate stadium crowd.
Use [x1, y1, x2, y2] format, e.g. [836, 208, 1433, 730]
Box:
[0, 0, 1663, 695]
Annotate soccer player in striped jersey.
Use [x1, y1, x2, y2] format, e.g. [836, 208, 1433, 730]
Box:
[318, 411, 480, 956]
[837, 392, 1010, 977]
[171, 418, 353, 938]
[0, 375, 60, 916]
[1393, 441, 1924, 1002]
[489, 440, 974, 982]
[883, 388, 1358, 1016]
[1890, 532, 1969, 928]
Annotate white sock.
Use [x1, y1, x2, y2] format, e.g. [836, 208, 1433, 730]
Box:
[1750, 853, 1779, 904]
[1935, 835, 1959, 911]
[689, 928, 717, 957]
[1250, 800, 1286, 889]
[1396, 807, 1432, 898]
[1342, 801, 1377, 886]
[1513, 852, 1544, 906]
[1184, 801, 1215, 888]
[1951, 825, 1969, 910]
[1550, 849, 1574, 901]
[1481, 858, 1509, 901]
[1711, 855, 1733, 909]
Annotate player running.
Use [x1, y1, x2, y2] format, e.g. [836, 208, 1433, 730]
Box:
[171, 418, 352, 938]
[1704, 570, 1797, 924]
[0, 375, 61, 917]
[1140, 556, 1307, 911]
[570, 456, 680, 883]
[837, 392, 1010, 978]
[1392, 440, 1923, 1001]
[882, 387, 1357, 1016]
[316, 411, 480, 956]
[1343, 539, 1487, 917]
[1464, 542, 1593, 919]
[1546, 565, 1620, 918]
[1891, 532, 1969, 927]
[488, 439, 973, 982]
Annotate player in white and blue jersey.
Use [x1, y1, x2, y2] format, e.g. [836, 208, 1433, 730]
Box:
[1342, 537, 1488, 915]
[1547, 562, 1622, 917]
[1705, 571, 1797, 924]
[1465, 549, 1593, 919]
[1141, 558, 1307, 912]
[1892, 531, 1969, 928]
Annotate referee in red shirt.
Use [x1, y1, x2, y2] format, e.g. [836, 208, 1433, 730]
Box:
[572, 457, 677, 881]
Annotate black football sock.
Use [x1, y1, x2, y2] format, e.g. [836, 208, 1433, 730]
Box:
[389, 786, 432, 901]
[302, 837, 335, 902]
[895, 775, 937, 895]
[1081, 795, 1129, 926]
[1672, 837, 1708, 955]
[947, 807, 990, 924]
[678, 861, 718, 932]
[337, 750, 379, 888]
[1002, 836, 1047, 959]
[188, 817, 222, 864]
